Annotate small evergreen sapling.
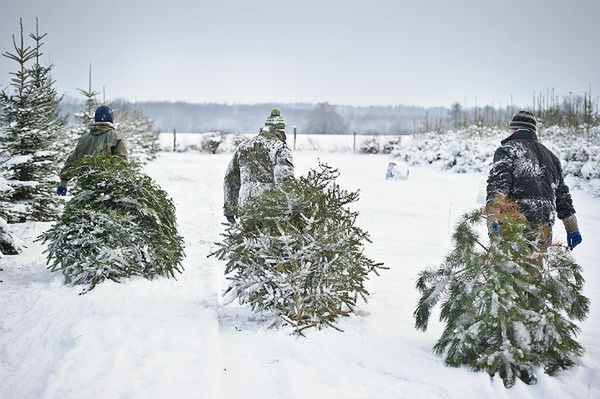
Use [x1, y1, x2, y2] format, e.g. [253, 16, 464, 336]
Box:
[414, 197, 589, 388]
[200, 132, 225, 154]
[0, 211, 19, 277]
[0, 18, 65, 222]
[0, 176, 20, 255]
[40, 156, 184, 292]
[359, 136, 380, 154]
[125, 110, 159, 164]
[0, 220, 19, 256]
[113, 102, 159, 164]
[211, 163, 385, 334]
[67, 63, 99, 142]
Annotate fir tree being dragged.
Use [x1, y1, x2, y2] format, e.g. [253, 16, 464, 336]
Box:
[40, 156, 184, 293]
[211, 163, 385, 334]
[414, 197, 589, 388]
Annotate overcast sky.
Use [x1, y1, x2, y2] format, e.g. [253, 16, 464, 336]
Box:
[1, 0, 599, 108]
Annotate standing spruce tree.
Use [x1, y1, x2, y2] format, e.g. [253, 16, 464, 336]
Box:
[414, 197, 589, 388]
[40, 156, 184, 293]
[127, 109, 159, 164]
[211, 164, 385, 334]
[112, 102, 158, 164]
[0, 18, 65, 222]
[68, 63, 98, 141]
[28, 18, 66, 191]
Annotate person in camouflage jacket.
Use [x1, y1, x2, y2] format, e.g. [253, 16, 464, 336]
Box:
[57, 105, 128, 195]
[223, 108, 294, 223]
[486, 111, 582, 250]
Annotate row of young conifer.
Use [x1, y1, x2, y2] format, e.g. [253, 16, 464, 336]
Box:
[0, 18, 159, 256]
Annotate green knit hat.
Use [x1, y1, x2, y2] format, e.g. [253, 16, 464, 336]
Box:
[264, 108, 285, 132]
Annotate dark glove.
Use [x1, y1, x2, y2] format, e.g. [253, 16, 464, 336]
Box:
[489, 220, 501, 234]
[57, 186, 68, 196]
[567, 230, 582, 250]
[225, 215, 236, 224]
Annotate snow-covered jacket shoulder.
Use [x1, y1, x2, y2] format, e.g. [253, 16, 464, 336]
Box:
[223, 129, 294, 216]
[486, 129, 575, 227]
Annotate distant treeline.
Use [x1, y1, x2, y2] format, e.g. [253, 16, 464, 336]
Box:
[60, 99, 447, 134]
[60, 90, 599, 135]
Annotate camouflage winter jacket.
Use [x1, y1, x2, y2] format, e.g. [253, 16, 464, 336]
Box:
[223, 128, 294, 216]
[59, 122, 128, 182]
[486, 129, 575, 229]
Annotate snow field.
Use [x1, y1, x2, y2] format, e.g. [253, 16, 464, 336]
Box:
[1, 151, 599, 399]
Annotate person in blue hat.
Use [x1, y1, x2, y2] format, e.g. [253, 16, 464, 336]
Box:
[57, 105, 128, 195]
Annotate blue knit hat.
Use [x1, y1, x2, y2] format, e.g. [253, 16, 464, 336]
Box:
[94, 105, 114, 123]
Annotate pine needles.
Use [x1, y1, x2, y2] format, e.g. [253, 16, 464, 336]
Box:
[414, 197, 589, 388]
[211, 163, 385, 334]
[39, 156, 185, 293]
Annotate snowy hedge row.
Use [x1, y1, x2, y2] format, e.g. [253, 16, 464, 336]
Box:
[159, 132, 249, 153]
[391, 126, 498, 173]
[159, 132, 404, 153]
[543, 126, 600, 197]
[391, 125, 600, 196]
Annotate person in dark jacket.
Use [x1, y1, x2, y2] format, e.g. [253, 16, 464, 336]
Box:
[57, 105, 128, 196]
[486, 111, 582, 250]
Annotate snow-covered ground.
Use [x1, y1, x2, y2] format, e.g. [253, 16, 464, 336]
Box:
[1, 151, 599, 399]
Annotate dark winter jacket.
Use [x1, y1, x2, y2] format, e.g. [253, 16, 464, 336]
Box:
[223, 127, 294, 216]
[486, 129, 575, 228]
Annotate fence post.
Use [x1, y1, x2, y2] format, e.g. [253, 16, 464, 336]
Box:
[293, 126, 297, 151]
[353, 131, 356, 152]
[173, 128, 177, 152]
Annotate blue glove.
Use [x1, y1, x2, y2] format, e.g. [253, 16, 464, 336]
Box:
[225, 215, 236, 224]
[489, 220, 501, 234]
[567, 230, 582, 250]
[57, 186, 67, 196]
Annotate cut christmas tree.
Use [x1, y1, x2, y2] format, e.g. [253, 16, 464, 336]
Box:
[414, 196, 589, 388]
[40, 156, 185, 293]
[211, 163, 385, 334]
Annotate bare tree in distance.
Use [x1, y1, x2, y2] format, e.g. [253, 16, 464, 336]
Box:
[304, 102, 348, 134]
